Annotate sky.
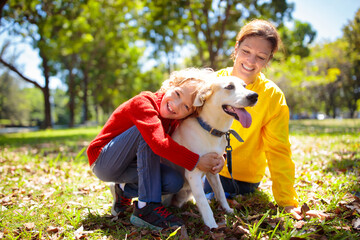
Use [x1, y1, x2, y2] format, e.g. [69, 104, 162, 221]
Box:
[2, 0, 360, 89]
[289, 0, 359, 43]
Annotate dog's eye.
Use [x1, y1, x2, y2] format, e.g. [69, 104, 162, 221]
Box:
[224, 84, 235, 90]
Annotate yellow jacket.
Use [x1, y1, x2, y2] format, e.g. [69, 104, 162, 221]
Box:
[218, 68, 298, 207]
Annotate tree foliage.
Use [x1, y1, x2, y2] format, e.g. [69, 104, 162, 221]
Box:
[141, 0, 294, 70]
[0, 71, 43, 126]
[269, 9, 360, 119]
[0, 1, 359, 127]
[343, 8, 360, 117]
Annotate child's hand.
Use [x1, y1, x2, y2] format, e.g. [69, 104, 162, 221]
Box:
[197, 153, 225, 174]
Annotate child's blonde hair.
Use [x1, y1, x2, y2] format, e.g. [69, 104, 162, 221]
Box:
[158, 68, 215, 94]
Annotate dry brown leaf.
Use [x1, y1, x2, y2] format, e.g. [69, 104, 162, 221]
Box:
[180, 225, 189, 240]
[126, 231, 138, 238]
[210, 232, 226, 239]
[267, 217, 283, 229]
[182, 211, 200, 218]
[352, 218, 360, 230]
[46, 226, 62, 233]
[334, 225, 352, 231]
[294, 220, 306, 229]
[24, 222, 35, 230]
[235, 225, 249, 235]
[301, 203, 310, 216]
[247, 214, 263, 221]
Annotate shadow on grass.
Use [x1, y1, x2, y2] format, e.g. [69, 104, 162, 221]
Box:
[80, 211, 134, 239]
[231, 190, 274, 217]
[324, 150, 360, 174]
[80, 210, 183, 239]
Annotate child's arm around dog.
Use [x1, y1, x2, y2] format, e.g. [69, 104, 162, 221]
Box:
[88, 86, 224, 174]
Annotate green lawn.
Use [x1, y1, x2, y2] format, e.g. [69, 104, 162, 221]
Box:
[0, 119, 359, 239]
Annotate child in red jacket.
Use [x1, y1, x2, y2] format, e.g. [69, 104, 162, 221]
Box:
[87, 68, 224, 230]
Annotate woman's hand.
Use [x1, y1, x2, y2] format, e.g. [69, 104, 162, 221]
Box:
[284, 206, 329, 220]
[197, 153, 225, 174]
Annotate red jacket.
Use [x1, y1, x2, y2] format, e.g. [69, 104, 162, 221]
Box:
[87, 91, 199, 171]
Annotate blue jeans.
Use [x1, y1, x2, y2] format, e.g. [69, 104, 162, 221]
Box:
[92, 126, 184, 203]
[204, 175, 259, 198]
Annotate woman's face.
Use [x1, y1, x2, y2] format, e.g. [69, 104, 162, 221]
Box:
[232, 36, 273, 84]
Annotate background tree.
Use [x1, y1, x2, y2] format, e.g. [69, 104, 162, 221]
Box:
[142, 0, 294, 71]
[0, 0, 86, 128]
[279, 20, 317, 58]
[343, 9, 360, 118]
[1, 1, 359, 127]
[0, 71, 43, 126]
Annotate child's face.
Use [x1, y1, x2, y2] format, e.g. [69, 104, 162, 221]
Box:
[232, 36, 272, 84]
[160, 84, 196, 119]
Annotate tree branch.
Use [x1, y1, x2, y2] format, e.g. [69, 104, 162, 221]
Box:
[189, 3, 204, 62]
[216, 0, 232, 51]
[0, 57, 43, 89]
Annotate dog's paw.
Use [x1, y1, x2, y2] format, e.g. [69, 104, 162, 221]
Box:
[207, 223, 219, 230]
[226, 208, 234, 214]
[204, 218, 218, 230]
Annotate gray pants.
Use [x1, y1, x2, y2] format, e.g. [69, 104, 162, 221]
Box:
[92, 126, 184, 203]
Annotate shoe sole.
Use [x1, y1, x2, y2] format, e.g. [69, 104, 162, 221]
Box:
[130, 214, 163, 231]
[109, 183, 118, 216]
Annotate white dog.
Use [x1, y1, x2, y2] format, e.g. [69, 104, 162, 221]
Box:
[168, 75, 258, 229]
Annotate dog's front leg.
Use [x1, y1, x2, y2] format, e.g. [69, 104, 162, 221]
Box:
[206, 173, 234, 214]
[185, 169, 218, 229]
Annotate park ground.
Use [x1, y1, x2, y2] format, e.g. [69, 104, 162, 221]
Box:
[0, 119, 359, 239]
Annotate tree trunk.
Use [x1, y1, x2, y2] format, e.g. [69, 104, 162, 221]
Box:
[39, 48, 53, 129]
[68, 67, 75, 128]
[82, 67, 89, 124]
[42, 86, 52, 128]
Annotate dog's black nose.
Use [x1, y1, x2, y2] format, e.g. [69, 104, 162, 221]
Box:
[247, 92, 258, 103]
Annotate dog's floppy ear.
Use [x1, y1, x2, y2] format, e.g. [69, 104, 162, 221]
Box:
[193, 93, 205, 107]
[193, 86, 213, 107]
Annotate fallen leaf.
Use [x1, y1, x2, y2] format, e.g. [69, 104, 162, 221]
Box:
[301, 203, 310, 216]
[126, 231, 138, 238]
[210, 231, 226, 239]
[294, 220, 306, 229]
[24, 222, 35, 230]
[182, 212, 201, 218]
[247, 214, 263, 221]
[179, 225, 189, 240]
[235, 225, 249, 235]
[46, 226, 62, 233]
[352, 218, 360, 230]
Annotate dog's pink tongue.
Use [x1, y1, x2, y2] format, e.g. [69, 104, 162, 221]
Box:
[234, 108, 252, 128]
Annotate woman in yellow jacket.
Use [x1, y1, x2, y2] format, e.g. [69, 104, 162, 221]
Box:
[204, 19, 327, 220]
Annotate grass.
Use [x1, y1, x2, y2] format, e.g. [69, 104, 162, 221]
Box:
[0, 119, 359, 239]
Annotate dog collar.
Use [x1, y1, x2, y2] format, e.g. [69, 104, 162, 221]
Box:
[196, 117, 226, 137]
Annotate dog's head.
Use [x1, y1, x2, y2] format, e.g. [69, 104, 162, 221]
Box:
[193, 76, 258, 128]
